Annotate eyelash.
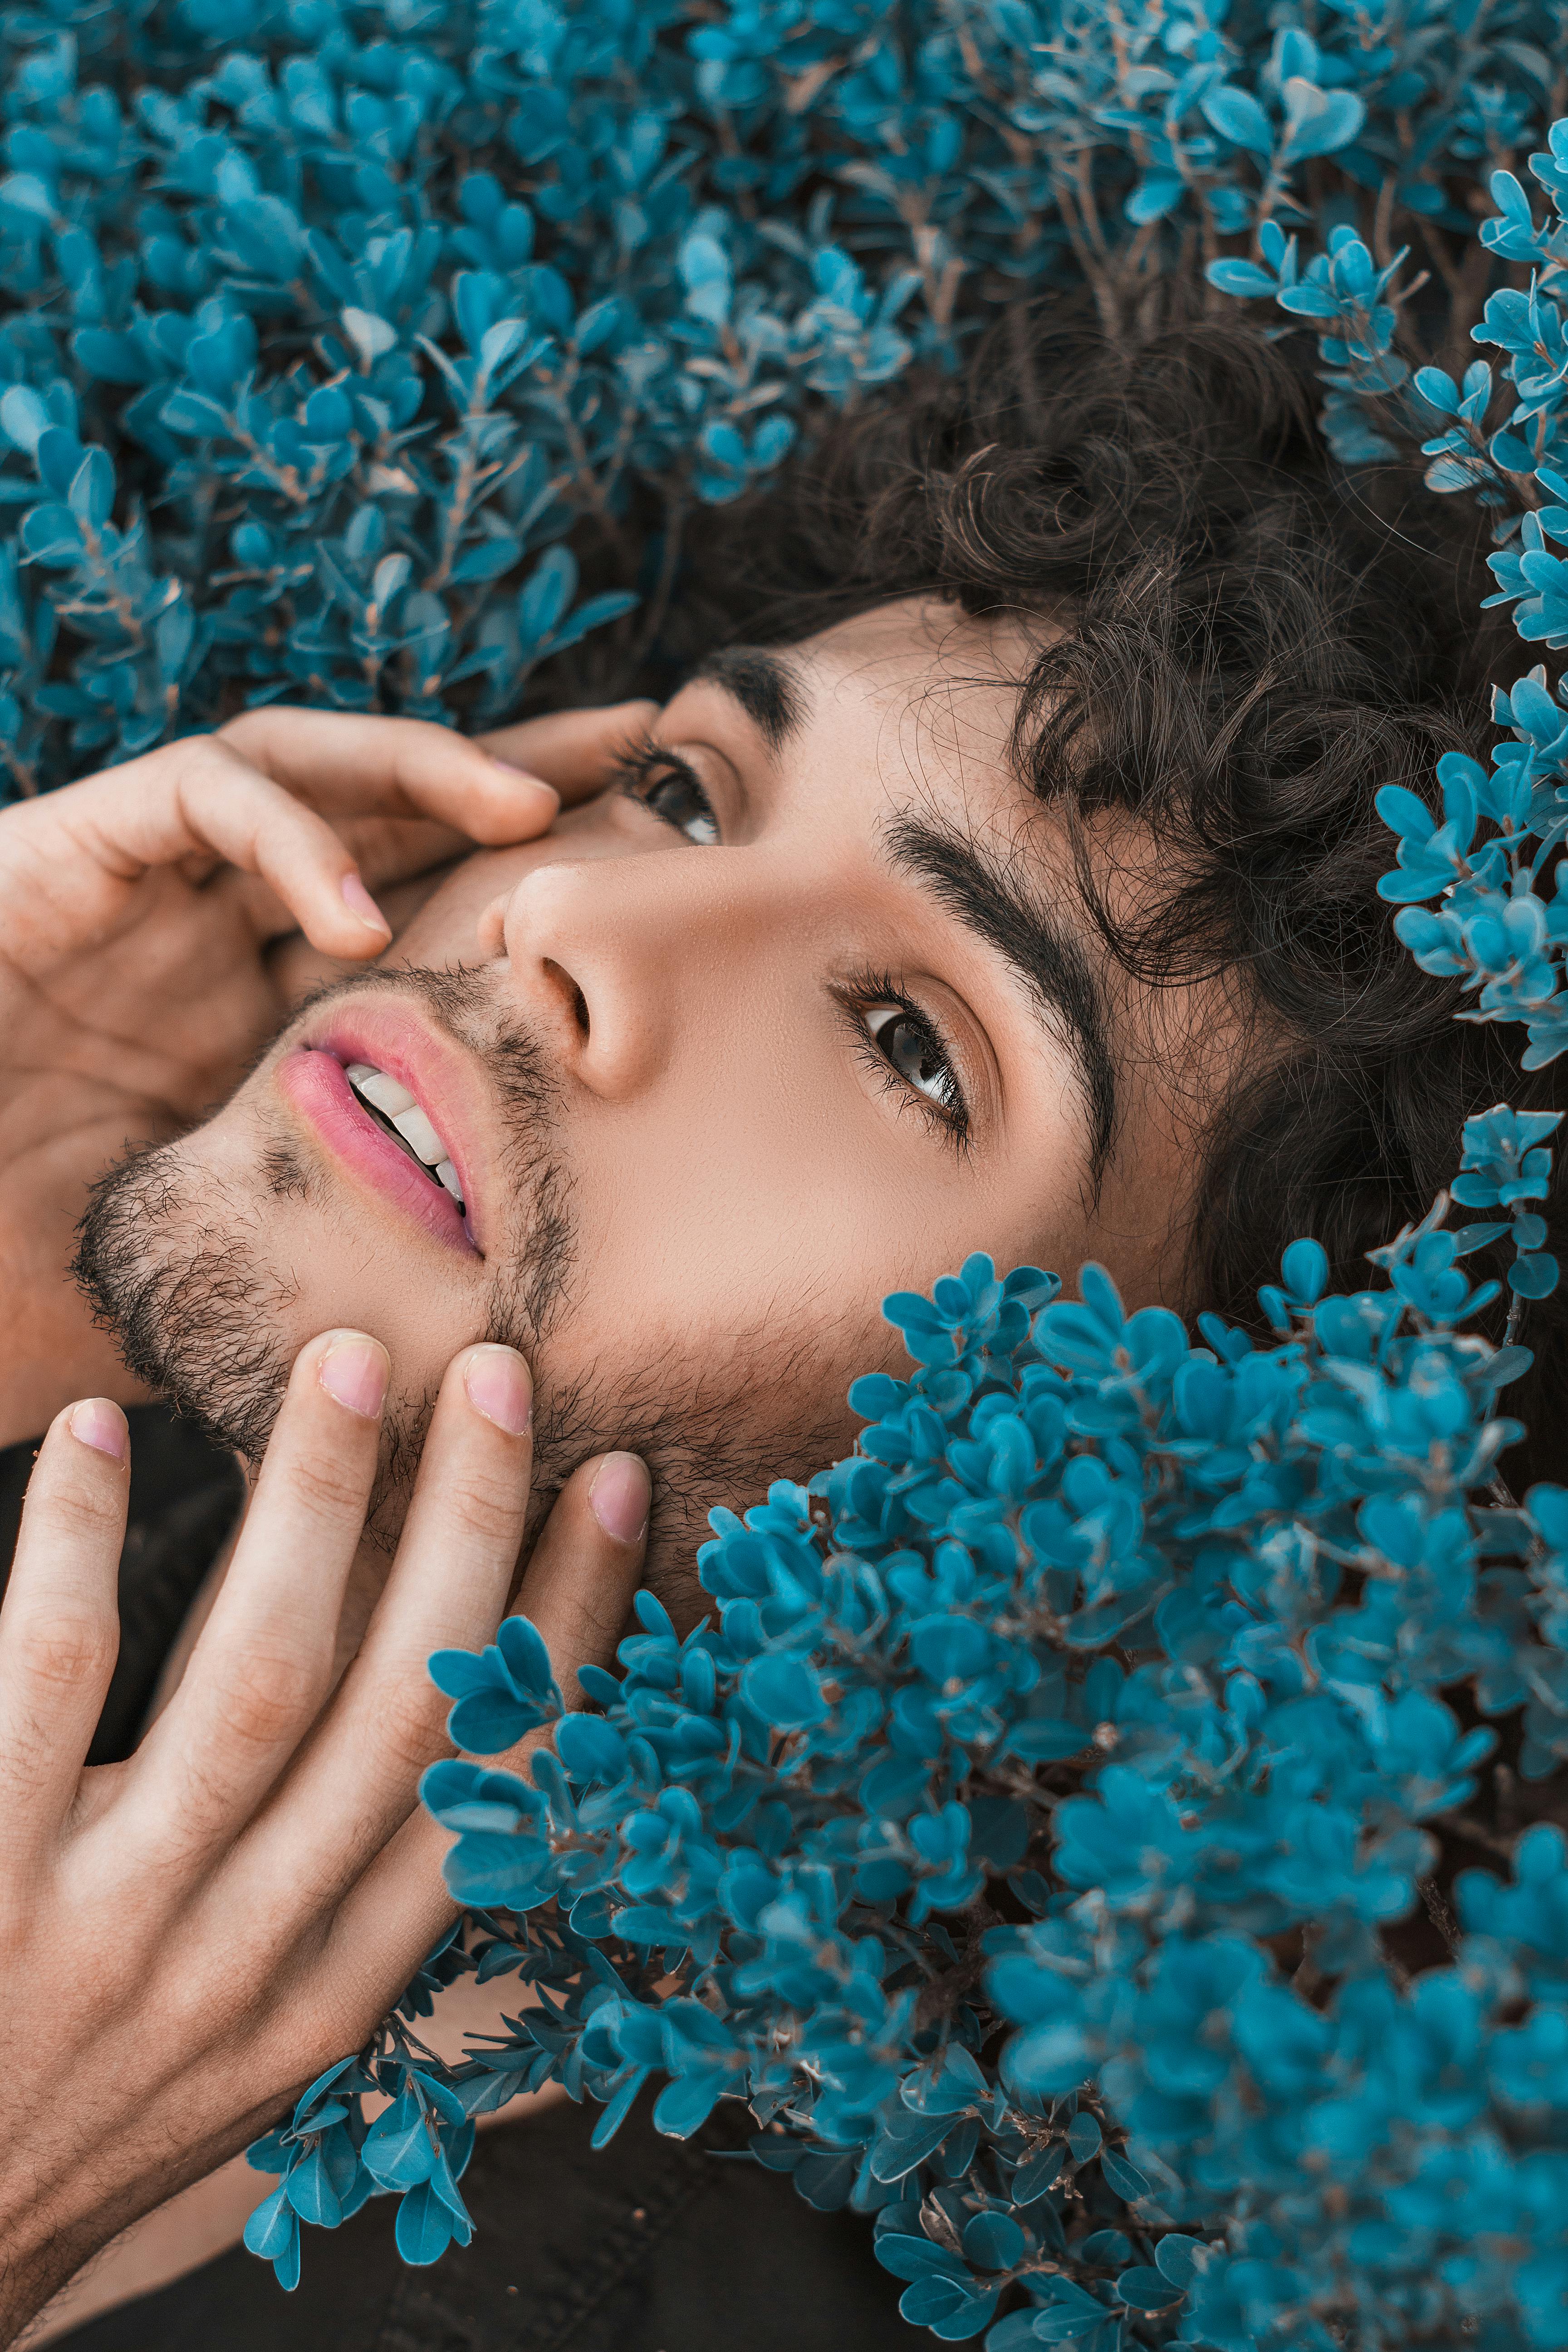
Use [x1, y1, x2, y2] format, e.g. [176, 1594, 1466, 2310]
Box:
[616, 740, 971, 1148]
[613, 737, 720, 845]
[835, 968, 972, 1151]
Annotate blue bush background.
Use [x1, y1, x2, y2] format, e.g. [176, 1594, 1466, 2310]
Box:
[0, 0, 1558, 787]
[13, 1, 1568, 2346]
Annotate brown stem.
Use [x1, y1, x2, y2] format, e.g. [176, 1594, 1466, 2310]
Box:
[911, 1896, 1000, 2034]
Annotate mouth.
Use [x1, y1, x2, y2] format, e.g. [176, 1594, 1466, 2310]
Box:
[342, 1060, 466, 1213]
[278, 1014, 484, 1255]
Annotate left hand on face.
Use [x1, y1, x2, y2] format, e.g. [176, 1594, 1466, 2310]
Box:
[0, 1335, 648, 2343]
[0, 701, 652, 1448]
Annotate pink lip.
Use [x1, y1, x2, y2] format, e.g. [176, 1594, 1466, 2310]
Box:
[276, 1004, 490, 1258]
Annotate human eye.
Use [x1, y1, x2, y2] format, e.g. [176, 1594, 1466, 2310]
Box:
[614, 737, 720, 844]
[838, 967, 970, 1148]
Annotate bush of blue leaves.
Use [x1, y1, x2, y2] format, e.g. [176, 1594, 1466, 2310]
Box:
[13, 0, 1568, 2343]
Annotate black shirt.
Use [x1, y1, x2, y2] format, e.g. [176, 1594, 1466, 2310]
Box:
[0, 1411, 909, 2352]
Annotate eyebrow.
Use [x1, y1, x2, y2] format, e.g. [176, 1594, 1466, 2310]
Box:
[687, 646, 805, 752]
[882, 810, 1118, 1183]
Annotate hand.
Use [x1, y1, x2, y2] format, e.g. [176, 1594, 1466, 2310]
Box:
[0, 701, 652, 1446]
[0, 1333, 647, 2343]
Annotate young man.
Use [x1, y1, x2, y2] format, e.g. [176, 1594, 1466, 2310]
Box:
[0, 312, 1551, 2344]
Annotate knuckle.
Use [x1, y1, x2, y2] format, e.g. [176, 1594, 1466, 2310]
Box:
[173, 729, 238, 783]
[213, 708, 281, 759]
[442, 1470, 526, 1552]
[27, 1473, 122, 1548]
[285, 1449, 372, 1526]
[362, 1673, 443, 1779]
[10, 1608, 116, 1693]
[206, 1644, 321, 1752]
[157, 1753, 245, 1857]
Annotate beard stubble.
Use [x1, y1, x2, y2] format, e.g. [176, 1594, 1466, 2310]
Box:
[72, 965, 576, 1548]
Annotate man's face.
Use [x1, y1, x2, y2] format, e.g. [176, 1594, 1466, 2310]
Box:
[80, 598, 1221, 1595]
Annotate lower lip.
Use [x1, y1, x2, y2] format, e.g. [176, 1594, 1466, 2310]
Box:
[279, 1048, 475, 1254]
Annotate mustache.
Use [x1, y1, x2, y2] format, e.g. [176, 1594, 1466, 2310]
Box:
[283, 958, 534, 1093]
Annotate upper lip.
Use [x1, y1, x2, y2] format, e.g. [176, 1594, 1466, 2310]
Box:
[300, 999, 495, 1247]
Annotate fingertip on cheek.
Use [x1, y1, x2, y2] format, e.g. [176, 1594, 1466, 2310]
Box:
[68, 1399, 128, 1462]
[483, 755, 559, 817]
[588, 1453, 651, 1546]
[462, 1343, 533, 1437]
[341, 870, 392, 939]
[318, 1332, 391, 1419]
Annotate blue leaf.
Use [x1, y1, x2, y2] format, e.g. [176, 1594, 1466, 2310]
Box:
[1207, 258, 1279, 297]
[518, 545, 576, 644]
[394, 2179, 459, 2265]
[67, 447, 113, 531]
[0, 386, 49, 456]
[1117, 2265, 1181, 2309]
[1200, 85, 1274, 155]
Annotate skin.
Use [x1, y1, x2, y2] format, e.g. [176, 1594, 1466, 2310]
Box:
[0, 697, 656, 2344]
[0, 1344, 646, 2350]
[0, 595, 1239, 2335]
[0, 695, 652, 1450]
[84, 597, 1221, 1603]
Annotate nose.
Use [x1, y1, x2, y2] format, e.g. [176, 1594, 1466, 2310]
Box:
[480, 855, 692, 1098]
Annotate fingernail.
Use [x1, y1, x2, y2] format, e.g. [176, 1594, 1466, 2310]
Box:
[341, 870, 392, 936]
[463, 1343, 532, 1436]
[486, 754, 559, 810]
[69, 1399, 127, 1461]
[318, 1333, 390, 1418]
[589, 1452, 651, 1545]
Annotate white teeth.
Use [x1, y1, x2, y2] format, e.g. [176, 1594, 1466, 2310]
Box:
[391, 1104, 446, 1165]
[344, 1059, 466, 1209]
[353, 1067, 416, 1120]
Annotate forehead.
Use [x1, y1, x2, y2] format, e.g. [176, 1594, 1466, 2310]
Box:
[681, 596, 1045, 839]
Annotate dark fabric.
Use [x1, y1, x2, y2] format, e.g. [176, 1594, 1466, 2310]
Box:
[0, 1411, 909, 2352]
[55, 2098, 910, 2352]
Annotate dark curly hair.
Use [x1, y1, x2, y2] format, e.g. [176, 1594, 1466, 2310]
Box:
[680, 306, 1568, 1485]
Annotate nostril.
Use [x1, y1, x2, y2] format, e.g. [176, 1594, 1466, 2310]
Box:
[544, 958, 590, 1039]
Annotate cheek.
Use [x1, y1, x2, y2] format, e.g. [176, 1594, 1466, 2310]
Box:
[168, 1088, 490, 1369]
[544, 1061, 1085, 1401]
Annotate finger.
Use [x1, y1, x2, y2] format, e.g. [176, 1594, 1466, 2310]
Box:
[477, 701, 658, 807]
[0, 1401, 128, 1849]
[229, 817, 470, 946]
[124, 1331, 388, 1862]
[244, 1342, 537, 1908]
[500, 1449, 650, 1712]
[34, 741, 400, 963]
[218, 706, 564, 842]
[322, 1449, 648, 1971]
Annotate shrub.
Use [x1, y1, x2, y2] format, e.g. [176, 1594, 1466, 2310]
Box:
[13, 2, 1568, 2345]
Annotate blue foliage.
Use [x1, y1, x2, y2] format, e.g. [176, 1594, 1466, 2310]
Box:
[0, 0, 1563, 787]
[20, 0, 1568, 2341]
